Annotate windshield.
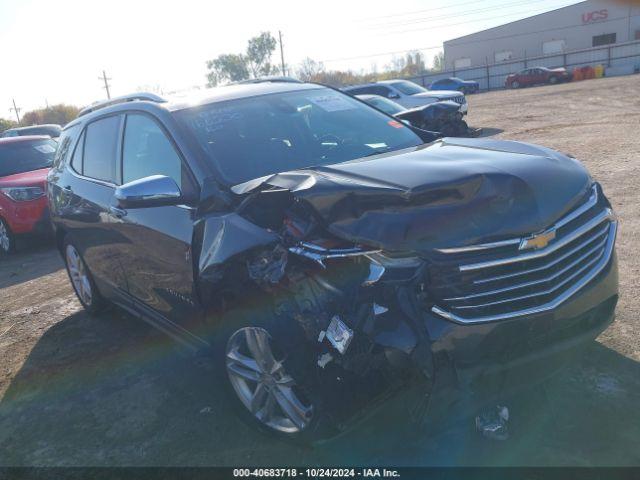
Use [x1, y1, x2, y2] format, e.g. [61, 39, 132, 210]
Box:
[362, 96, 406, 115]
[391, 81, 427, 96]
[0, 139, 57, 177]
[175, 88, 423, 185]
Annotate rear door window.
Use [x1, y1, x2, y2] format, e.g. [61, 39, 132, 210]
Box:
[71, 130, 85, 173]
[83, 115, 121, 183]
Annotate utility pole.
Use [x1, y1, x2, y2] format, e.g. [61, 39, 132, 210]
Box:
[100, 70, 112, 99]
[10, 99, 21, 124]
[278, 30, 286, 76]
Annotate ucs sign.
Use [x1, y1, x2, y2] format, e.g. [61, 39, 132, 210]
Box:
[582, 9, 609, 24]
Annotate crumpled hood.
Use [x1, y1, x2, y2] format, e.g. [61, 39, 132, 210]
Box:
[233, 138, 592, 253]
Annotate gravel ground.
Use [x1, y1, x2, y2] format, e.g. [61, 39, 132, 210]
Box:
[0, 75, 639, 466]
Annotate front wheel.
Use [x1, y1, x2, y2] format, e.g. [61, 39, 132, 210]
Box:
[216, 311, 338, 443]
[548, 76, 558, 85]
[63, 239, 106, 314]
[0, 218, 14, 255]
[510, 81, 520, 89]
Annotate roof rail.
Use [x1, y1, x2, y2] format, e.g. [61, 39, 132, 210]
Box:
[78, 92, 167, 117]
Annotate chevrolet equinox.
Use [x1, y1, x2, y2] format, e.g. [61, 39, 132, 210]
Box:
[48, 83, 618, 442]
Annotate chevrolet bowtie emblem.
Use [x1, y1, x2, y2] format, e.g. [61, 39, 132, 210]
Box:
[519, 229, 556, 250]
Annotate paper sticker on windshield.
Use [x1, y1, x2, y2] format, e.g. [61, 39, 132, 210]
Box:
[310, 93, 355, 112]
[33, 144, 56, 154]
[388, 120, 404, 128]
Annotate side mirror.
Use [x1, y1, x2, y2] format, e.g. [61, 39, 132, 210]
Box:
[114, 175, 181, 209]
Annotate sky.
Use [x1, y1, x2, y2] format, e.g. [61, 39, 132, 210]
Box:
[0, 0, 583, 119]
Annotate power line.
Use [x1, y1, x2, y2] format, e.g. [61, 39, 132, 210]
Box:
[10, 99, 21, 124]
[321, 11, 637, 64]
[99, 70, 112, 99]
[365, 0, 564, 29]
[358, 0, 523, 22]
[278, 30, 286, 76]
[380, 5, 576, 36]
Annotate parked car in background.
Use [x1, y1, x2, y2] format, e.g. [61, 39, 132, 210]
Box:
[356, 94, 478, 137]
[430, 77, 479, 94]
[505, 67, 571, 89]
[1, 124, 62, 139]
[234, 76, 303, 85]
[343, 79, 468, 114]
[0, 136, 57, 254]
[49, 84, 617, 443]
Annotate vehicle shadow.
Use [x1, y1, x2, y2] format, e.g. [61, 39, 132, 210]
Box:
[478, 127, 504, 138]
[0, 244, 62, 289]
[0, 305, 639, 466]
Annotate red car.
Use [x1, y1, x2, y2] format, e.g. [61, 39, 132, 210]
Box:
[0, 136, 57, 254]
[505, 66, 571, 89]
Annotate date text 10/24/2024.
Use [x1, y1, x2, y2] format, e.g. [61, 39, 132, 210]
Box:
[233, 468, 401, 478]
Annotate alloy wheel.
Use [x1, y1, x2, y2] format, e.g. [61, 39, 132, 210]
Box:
[225, 327, 313, 433]
[66, 244, 93, 306]
[0, 220, 10, 253]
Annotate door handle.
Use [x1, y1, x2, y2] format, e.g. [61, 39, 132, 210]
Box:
[62, 185, 72, 192]
[109, 205, 127, 218]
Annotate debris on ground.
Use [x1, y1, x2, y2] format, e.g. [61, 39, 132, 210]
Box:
[475, 405, 510, 441]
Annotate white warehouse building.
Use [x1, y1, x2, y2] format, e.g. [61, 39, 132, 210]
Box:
[444, 0, 640, 70]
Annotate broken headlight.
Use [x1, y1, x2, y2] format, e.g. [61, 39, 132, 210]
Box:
[364, 252, 423, 284]
[366, 252, 422, 268]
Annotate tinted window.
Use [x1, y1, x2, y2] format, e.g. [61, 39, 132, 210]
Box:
[369, 86, 393, 97]
[363, 96, 405, 115]
[432, 79, 448, 86]
[390, 81, 427, 95]
[175, 88, 423, 185]
[52, 125, 79, 170]
[71, 130, 85, 173]
[0, 139, 57, 177]
[122, 114, 182, 188]
[592, 33, 616, 47]
[83, 116, 120, 183]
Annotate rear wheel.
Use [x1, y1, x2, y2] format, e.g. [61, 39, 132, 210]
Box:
[511, 81, 520, 89]
[0, 218, 14, 255]
[63, 239, 106, 314]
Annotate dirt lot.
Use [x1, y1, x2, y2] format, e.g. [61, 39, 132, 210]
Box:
[1, 75, 639, 466]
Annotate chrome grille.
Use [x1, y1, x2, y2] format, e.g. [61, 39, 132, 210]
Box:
[429, 185, 617, 324]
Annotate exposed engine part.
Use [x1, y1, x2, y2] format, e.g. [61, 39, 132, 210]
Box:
[289, 241, 381, 268]
[317, 352, 333, 368]
[362, 261, 386, 286]
[246, 245, 288, 286]
[373, 303, 389, 315]
[325, 315, 354, 355]
[476, 405, 510, 441]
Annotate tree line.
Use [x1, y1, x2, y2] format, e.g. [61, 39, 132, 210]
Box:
[0, 104, 79, 133]
[1, 33, 444, 130]
[205, 31, 445, 87]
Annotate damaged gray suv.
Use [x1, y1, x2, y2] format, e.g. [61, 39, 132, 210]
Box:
[48, 83, 618, 442]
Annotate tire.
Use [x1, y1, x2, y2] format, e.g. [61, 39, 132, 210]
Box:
[0, 217, 14, 255]
[213, 307, 338, 444]
[511, 81, 520, 89]
[63, 237, 107, 315]
[549, 76, 558, 85]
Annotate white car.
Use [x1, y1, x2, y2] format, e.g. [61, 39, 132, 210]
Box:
[343, 79, 468, 114]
